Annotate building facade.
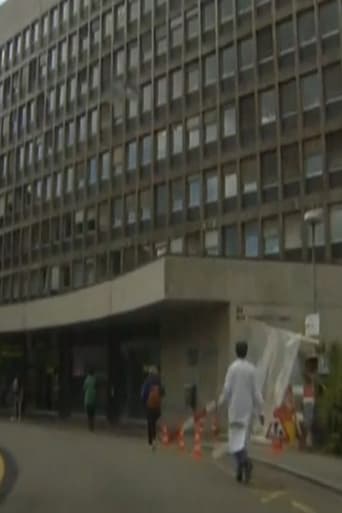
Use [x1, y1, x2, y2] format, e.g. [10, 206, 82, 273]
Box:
[0, 0, 342, 420]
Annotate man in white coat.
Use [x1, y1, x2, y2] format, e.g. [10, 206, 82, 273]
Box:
[221, 341, 264, 483]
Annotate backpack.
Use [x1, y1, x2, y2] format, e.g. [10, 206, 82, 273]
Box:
[147, 384, 161, 410]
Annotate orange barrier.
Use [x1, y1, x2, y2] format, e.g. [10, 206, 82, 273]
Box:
[178, 427, 185, 452]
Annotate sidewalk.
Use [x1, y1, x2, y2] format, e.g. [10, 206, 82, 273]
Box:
[250, 443, 342, 495]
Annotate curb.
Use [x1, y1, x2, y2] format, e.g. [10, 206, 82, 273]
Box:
[252, 455, 342, 497]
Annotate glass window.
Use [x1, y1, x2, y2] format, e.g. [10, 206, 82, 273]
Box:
[223, 105, 236, 137]
[155, 25, 167, 56]
[205, 172, 218, 203]
[128, 41, 138, 69]
[304, 139, 323, 178]
[204, 110, 217, 144]
[115, 3, 125, 31]
[260, 89, 276, 125]
[307, 218, 325, 247]
[221, 45, 235, 78]
[55, 172, 62, 198]
[239, 37, 254, 70]
[127, 98, 138, 119]
[113, 147, 123, 177]
[171, 180, 184, 212]
[172, 124, 183, 155]
[320, 0, 339, 37]
[90, 108, 98, 135]
[143, 0, 153, 14]
[301, 73, 320, 110]
[156, 129, 167, 161]
[187, 116, 200, 149]
[263, 219, 280, 255]
[112, 198, 123, 228]
[103, 11, 113, 38]
[284, 214, 302, 250]
[128, 0, 138, 23]
[88, 157, 97, 185]
[170, 238, 183, 254]
[142, 134, 152, 165]
[280, 80, 297, 117]
[156, 76, 167, 106]
[202, 1, 215, 32]
[186, 8, 198, 40]
[188, 175, 201, 207]
[241, 158, 257, 193]
[330, 204, 342, 243]
[126, 194, 136, 224]
[101, 152, 110, 181]
[324, 64, 342, 104]
[257, 26, 273, 62]
[237, 0, 252, 14]
[171, 69, 182, 100]
[205, 230, 219, 256]
[219, 0, 233, 21]
[127, 140, 137, 170]
[142, 83, 152, 113]
[223, 225, 238, 256]
[298, 10, 316, 46]
[90, 63, 99, 90]
[114, 48, 124, 75]
[66, 166, 74, 193]
[261, 151, 278, 188]
[277, 18, 294, 54]
[224, 166, 238, 198]
[170, 16, 182, 48]
[244, 221, 259, 258]
[187, 62, 199, 93]
[204, 53, 217, 86]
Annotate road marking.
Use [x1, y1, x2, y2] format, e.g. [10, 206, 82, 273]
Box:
[0, 452, 5, 485]
[291, 500, 317, 513]
[261, 490, 287, 504]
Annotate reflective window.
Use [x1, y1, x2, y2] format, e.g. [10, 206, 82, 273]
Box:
[156, 184, 167, 215]
[171, 69, 182, 99]
[202, 1, 215, 31]
[244, 221, 259, 257]
[304, 139, 323, 178]
[187, 62, 199, 93]
[221, 45, 235, 78]
[204, 110, 217, 144]
[172, 124, 183, 155]
[263, 219, 280, 255]
[205, 172, 218, 203]
[260, 89, 276, 125]
[277, 18, 294, 54]
[298, 10, 316, 46]
[301, 73, 320, 110]
[101, 152, 110, 181]
[186, 8, 198, 40]
[142, 83, 152, 113]
[156, 129, 167, 161]
[205, 230, 219, 256]
[284, 214, 302, 250]
[142, 134, 152, 166]
[187, 116, 200, 149]
[127, 141, 137, 171]
[171, 180, 184, 212]
[170, 16, 182, 48]
[320, 0, 339, 37]
[188, 175, 201, 207]
[204, 53, 217, 86]
[140, 189, 151, 221]
[330, 204, 342, 243]
[88, 157, 97, 185]
[223, 105, 236, 137]
[156, 76, 167, 106]
[223, 225, 238, 256]
[239, 37, 254, 70]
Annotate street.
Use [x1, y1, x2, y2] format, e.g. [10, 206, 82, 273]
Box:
[0, 421, 341, 513]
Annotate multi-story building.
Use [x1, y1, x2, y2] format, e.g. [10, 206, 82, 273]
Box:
[0, 0, 341, 421]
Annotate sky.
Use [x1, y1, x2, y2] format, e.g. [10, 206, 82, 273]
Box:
[0, 0, 9, 4]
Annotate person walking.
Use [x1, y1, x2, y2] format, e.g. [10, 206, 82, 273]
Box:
[220, 341, 264, 483]
[83, 368, 97, 432]
[141, 366, 163, 450]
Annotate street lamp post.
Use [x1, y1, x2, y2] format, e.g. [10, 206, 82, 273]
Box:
[304, 208, 324, 314]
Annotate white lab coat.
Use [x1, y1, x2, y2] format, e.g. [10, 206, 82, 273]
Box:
[221, 358, 263, 454]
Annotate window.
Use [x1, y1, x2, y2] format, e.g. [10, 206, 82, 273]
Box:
[172, 124, 183, 155]
[49, 47, 57, 72]
[155, 184, 167, 216]
[155, 26, 167, 56]
[241, 158, 257, 194]
[170, 238, 183, 254]
[88, 157, 97, 186]
[277, 19, 294, 55]
[307, 217, 325, 248]
[101, 152, 110, 181]
[186, 8, 198, 41]
[127, 141, 137, 170]
[68, 76, 76, 103]
[239, 37, 253, 70]
[57, 83, 66, 110]
[171, 69, 182, 100]
[204, 110, 217, 144]
[223, 225, 238, 256]
[330, 204, 342, 243]
[202, 1, 215, 32]
[261, 151, 278, 190]
[304, 139, 323, 178]
[205, 172, 218, 203]
[103, 11, 113, 39]
[257, 26, 273, 63]
[237, 0, 252, 15]
[126, 194, 136, 225]
[75, 209, 84, 235]
[140, 190, 151, 221]
[187, 62, 199, 93]
[55, 172, 62, 198]
[112, 198, 123, 228]
[90, 18, 100, 47]
[298, 10, 316, 46]
[223, 105, 236, 137]
[156, 76, 167, 106]
[69, 33, 77, 60]
[115, 3, 125, 31]
[90, 64, 99, 90]
[90, 108, 98, 136]
[114, 48, 124, 76]
[128, 0, 138, 23]
[324, 64, 342, 104]
[170, 16, 182, 48]
[221, 45, 235, 79]
[244, 222, 259, 257]
[142, 83, 152, 113]
[320, 0, 339, 38]
[127, 98, 137, 119]
[187, 116, 200, 149]
[156, 129, 167, 161]
[142, 134, 152, 166]
[327, 131, 342, 174]
[219, 0, 233, 21]
[66, 167, 74, 193]
[171, 180, 184, 212]
[128, 41, 138, 69]
[113, 147, 123, 177]
[280, 80, 297, 118]
[284, 214, 302, 251]
[301, 73, 320, 110]
[188, 175, 201, 207]
[66, 120, 75, 147]
[224, 165, 238, 198]
[204, 53, 217, 86]
[143, 0, 153, 15]
[281, 143, 299, 183]
[263, 219, 280, 255]
[205, 230, 219, 256]
[260, 89, 276, 125]
[59, 40, 68, 67]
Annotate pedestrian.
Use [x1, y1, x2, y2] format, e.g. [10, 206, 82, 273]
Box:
[12, 374, 23, 422]
[221, 341, 264, 483]
[83, 368, 96, 431]
[141, 366, 163, 450]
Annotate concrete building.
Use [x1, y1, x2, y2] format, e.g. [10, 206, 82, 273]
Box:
[0, 0, 342, 420]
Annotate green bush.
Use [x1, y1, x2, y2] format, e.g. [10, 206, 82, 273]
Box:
[318, 344, 342, 454]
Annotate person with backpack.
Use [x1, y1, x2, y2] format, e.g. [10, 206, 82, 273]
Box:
[141, 366, 163, 450]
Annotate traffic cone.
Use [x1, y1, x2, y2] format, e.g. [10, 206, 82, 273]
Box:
[271, 422, 284, 455]
[161, 425, 170, 446]
[192, 429, 203, 461]
[178, 427, 185, 452]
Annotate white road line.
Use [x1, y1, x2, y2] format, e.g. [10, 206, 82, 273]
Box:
[261, 490, 287, 504]
[291, 500, 317, 513]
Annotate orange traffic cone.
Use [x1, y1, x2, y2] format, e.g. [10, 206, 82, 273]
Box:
[161, 425, 170, 446]
[192, 429, 202, 461]
[178, 427, 185, 452]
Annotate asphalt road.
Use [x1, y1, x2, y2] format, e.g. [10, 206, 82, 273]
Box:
[0, 421, 341, 513]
